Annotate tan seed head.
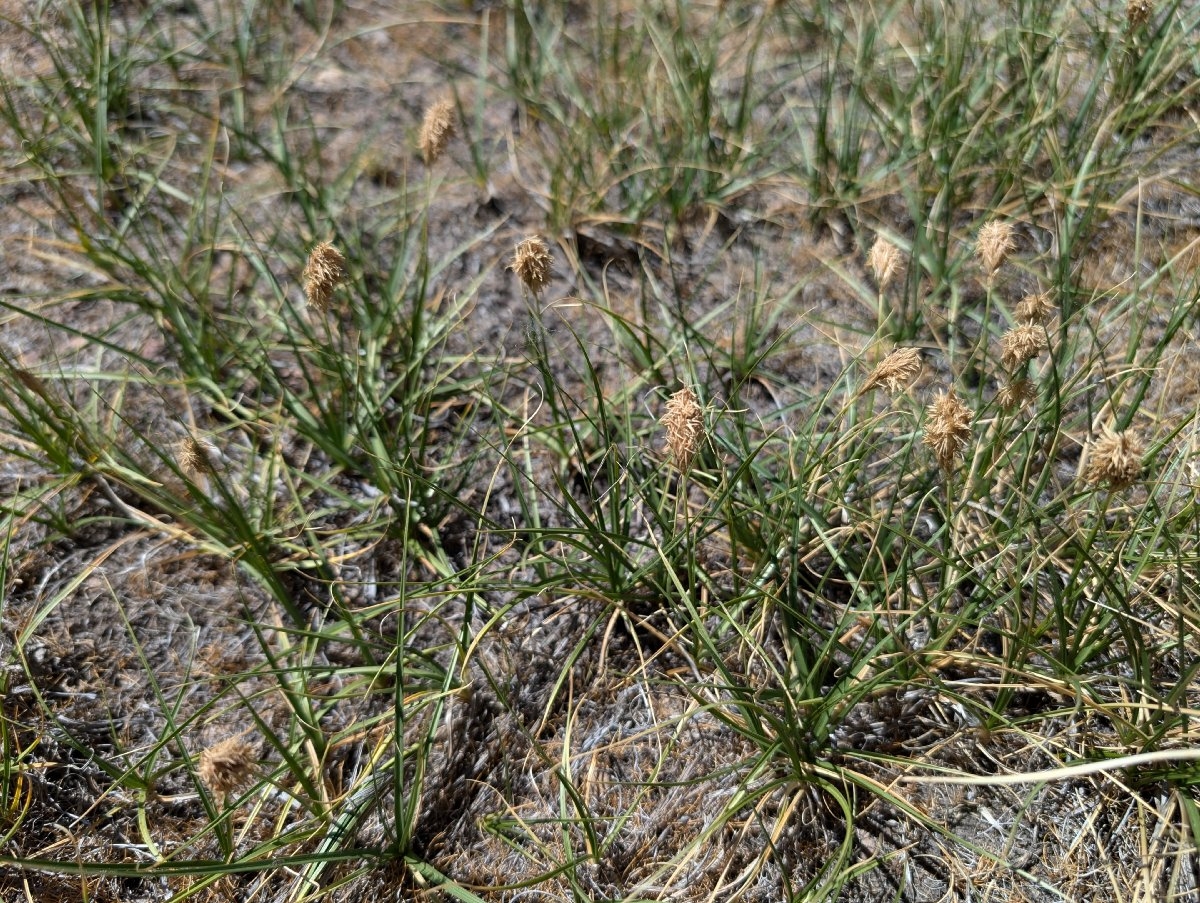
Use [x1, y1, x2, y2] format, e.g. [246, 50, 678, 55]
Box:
[923, 389, 972, 472]
[1000, 324, 1048, 371]
[302, 242, 347, 314]
[867, 237, 903, 291]
[419, 98, 456, 166]
[661, 386, 705, 472]
[510, 236, 553, 297]
[1127, 0, 1153, 28]
[198, 737, 257, 797]
[977, 220, 1015, 277]
[177, 435, 215, 477]
[1085, 428, 1144, 489]
[860, 347, 922, 396]
[996, 378, 1036, 410]
[1015, 291, 1055, 325]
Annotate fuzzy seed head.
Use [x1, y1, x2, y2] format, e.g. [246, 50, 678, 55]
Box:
[996, 378, 1036, 410]
[1000, 324, 1048, 371]
[861, 347, 922, 396]
[977, 220, 1015, 276]
[198, 737, 257, 797]
[419, 98, 456, 166]
[1085, 428, 1144, 489]
[1015, 291, 1055, 325]
[178, 435, 215, 477]
[302, 242, 347, 314]
[662, 386, 705, 472]
[1127, 0, 1153, 28]
[510, 236, 553, 297]
[867, 237, 903, 291]
[923, 389, 973, 472]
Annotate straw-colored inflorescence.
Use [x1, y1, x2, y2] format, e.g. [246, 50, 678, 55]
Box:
[977, 220, 1015, 278]
[997, 378, 1036, 410]
[867, 237, 903, 291]
[302, 242, 347, 314]
[662, 386, 705, 473]
[1085, 428, 1144, 489]
[1015, 291, 1054, 325]
[923, 389, 972, 472]
[1127, 0, 1153, 28]
[1000, 324, 1048, 371]
[198, 737, 257, 797]
[419, 98, 456, 166]
[860, 347, 922, 396]
[177, 436, 215, 478]
[510, 236, 553, 297]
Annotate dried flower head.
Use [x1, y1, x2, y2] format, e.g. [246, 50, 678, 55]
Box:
[977, 220, 1015, 277]
[302, 242, 347, 314]
[510, 236, 553, 297]
[419, 98, 456, 166]
[1127, 0, 1153, 28]
[867, 237, 903, 291]
[1015, 291, 1055, 325]
[996, 378, 1036, 410]
[661, 386, 705, 472]
[198, 737, 257, 797]
[177, 435, 215, 477]
[923, 389, 972, 472]
[1085, 428, 1144, 489]
[13, 367, 50, 398]
[1000, 324, 1048, 371]
[860, 347, 922, 396]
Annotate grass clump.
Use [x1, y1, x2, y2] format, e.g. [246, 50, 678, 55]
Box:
[1, 0, 1200, 901]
